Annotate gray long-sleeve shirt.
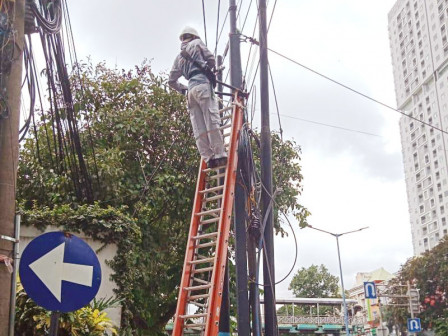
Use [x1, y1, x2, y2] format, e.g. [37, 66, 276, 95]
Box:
[168, 38, 216, 93]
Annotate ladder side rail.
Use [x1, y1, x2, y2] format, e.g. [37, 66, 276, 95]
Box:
[206, 95, 244, 335]
[173, 160, 208, 335]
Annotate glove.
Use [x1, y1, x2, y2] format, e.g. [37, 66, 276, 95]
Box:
[181, 88, 188, 96]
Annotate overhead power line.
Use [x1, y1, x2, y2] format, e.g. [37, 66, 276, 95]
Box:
[265, 47, 448, 136]
[202, 0, 208, 46]
[274, 113, 382, 137]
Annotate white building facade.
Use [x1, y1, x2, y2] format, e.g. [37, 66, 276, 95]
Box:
[389, 0, 448, 255]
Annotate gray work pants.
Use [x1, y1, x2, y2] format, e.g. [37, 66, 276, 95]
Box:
[188, 83, 227, 163]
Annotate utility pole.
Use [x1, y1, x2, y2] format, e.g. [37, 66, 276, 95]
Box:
[258, 0, 277, 335]
[229, 1, 250, 335]
[217, 55, 231, 336]
[0, 0, 24, 335]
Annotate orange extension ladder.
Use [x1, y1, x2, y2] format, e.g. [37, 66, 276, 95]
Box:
[172, 93, 245, 336]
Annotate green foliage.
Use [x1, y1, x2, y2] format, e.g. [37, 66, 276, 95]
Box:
[15, 279, 118, 336]
[277, 265, 341, 317]
[387, 237, 448, 332]
[17, 60, 308, 334]
[289, 264, 340, 298]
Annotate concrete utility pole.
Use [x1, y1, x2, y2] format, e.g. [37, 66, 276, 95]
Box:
[0, 0, 24, 335]
[258, 0, 277, 335]
[229, 1, 251, 335]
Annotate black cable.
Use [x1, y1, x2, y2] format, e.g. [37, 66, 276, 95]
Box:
[266, 47, 448, 136]
[30, 0, 62, 34]
[202, 0, 208, 46]
[62, 0, 101, 191]
[275, 113, 382, 137]
[268, 63, 283, 141]
[216, 8, 229, 53]
[214, 0, 221, 57]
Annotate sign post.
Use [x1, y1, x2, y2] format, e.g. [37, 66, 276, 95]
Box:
[19, 232, 102, 335]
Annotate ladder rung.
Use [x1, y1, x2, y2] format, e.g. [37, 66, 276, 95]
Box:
[206, 172, 226, 181]
[218, 124, 232, 131]
[202, 166, 225, 173]
[192, 266, 214, 274]
[189, 293, 211, 300]
[220, 115, 232, 122]
[192, 232, 218, 240]
[196, 208, 221, 217]
[190, 300, 207, 308]
[189, 257, 214, 265]
[184, 323, 206, 329]
[199, 185, 224, 194]
[223, 132, 231, 138]
[192, 277, 209, 285]
[184, 284, 212, 291]
[219, 106, 233, 114]
[180, 313, 208, 319]
[196, 241, 217, 248]
[203, 194, 224, 202]
[199, 217, 220, 225]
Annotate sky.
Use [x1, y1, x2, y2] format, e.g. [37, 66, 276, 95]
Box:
[65, 0, 414, 298]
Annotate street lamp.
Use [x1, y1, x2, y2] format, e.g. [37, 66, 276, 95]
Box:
[304, 224, 369, 336]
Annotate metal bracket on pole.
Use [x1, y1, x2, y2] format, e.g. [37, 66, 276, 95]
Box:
[0, 235, 18, 243]
[215, 80, 249, 98]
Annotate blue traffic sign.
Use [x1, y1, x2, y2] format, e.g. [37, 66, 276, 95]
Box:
[407, 318, 422, 332]
[19, 231, 101, 312]
[364, 281, 377, 299]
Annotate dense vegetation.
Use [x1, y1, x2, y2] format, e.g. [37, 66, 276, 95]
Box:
[17, 61, 308, 334]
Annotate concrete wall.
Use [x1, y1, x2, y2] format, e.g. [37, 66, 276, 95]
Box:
[18, 225, 121, 327]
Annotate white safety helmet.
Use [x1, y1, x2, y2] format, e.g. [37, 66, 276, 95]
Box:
[179, 26, 200, 41]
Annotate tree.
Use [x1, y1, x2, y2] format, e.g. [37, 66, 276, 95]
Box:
[289, 264, 340, 298]
[279, 264, 341, 317]
[17, 60, 308, 334]
[387, 237, 448, 334]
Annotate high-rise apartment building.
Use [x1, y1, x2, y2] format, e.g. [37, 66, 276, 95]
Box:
[388, 0, 448, 255]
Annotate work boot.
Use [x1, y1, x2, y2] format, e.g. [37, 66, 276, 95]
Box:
[208, 157, 227, 168]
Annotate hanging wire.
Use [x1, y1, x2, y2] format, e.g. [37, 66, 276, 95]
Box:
[268, 63, 283, 140]
[201, 0, 208, 46]
[214, 0, 221, 57]
[266, 47, 448, 135]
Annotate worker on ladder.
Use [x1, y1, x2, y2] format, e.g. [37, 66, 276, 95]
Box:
[169, 26, 227, 169]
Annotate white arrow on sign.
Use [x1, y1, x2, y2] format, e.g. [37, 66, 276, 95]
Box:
[29, 242, 94, 302]
[364, 282, 377, 298]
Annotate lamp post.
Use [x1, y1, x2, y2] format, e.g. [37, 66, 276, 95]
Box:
[304, 225, 369, 336]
